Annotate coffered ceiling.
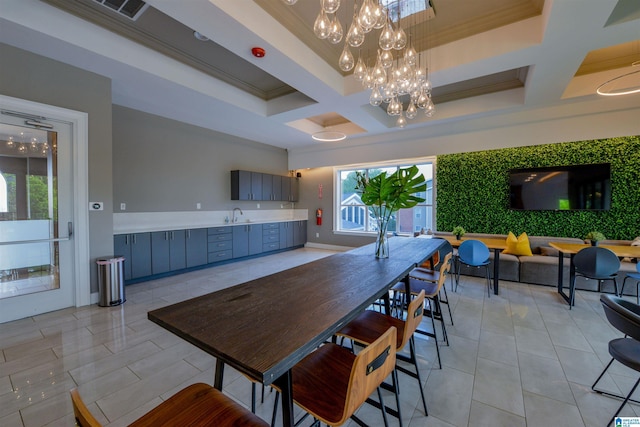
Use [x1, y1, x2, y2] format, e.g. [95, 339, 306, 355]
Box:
[1, 0, 639, 164]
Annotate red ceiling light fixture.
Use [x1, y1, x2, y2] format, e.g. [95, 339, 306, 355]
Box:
[251, 47, 266, 58]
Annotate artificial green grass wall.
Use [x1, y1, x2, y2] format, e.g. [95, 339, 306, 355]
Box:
[436, 136, 640, 240]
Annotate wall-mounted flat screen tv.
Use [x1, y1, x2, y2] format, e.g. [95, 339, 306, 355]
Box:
[509, 163, 611, 211]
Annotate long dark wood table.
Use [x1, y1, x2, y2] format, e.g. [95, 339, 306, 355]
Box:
[148, 236, 448, 427]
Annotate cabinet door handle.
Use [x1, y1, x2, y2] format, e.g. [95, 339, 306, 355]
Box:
[187, 230, 191, 238]
[133, 234, 137, 244]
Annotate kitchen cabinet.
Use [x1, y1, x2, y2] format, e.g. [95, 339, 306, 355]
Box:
[231, 170, 262, 201]
[293, 220, 307, 247]
[262, 223, 280, 252]
[262, 174, 282, 201]
[208, 227, 233, 263]
[185, 228, 208, 268]
[281, 177, 299, 202]
[232, 224, 263, 258]
[151, 230, 186, 274]
[279, 221, 294, 249]
[114, 232, 152, 281]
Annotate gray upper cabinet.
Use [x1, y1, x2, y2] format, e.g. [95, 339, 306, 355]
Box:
[231, 170, 262, 200]
[282, 177, 299, 202]
[232, 170, 293, 201]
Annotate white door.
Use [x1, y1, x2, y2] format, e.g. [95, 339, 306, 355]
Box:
[0, 113, 76, 322]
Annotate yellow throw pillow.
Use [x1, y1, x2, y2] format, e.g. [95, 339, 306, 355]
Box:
[502, 232, 533, 256]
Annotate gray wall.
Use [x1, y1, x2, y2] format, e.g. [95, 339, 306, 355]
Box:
[0, 43, 113, 293]
[112, 106, 290, 212]
[298, 167, 375, 249]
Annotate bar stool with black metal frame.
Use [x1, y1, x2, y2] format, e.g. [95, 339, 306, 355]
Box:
[291, 326, 398, 427]
[391, 254, 453, 370]
[406, 251, 455, 328]
[336, 290, 429, 424]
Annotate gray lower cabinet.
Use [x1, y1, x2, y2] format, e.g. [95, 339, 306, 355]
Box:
[293, 220, 307, 247]
[279, 221, 294, 249]
[233, 224, 262, 258]
[151, 230, 186, 274]
[185, 228, 208, 268]
[208, 227, 233, 263]
[262, 223, 280, 252]
[114, 232, 151, 281]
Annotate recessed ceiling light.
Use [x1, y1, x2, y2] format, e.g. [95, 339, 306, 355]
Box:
[193, 31, 209, 41]
[312, 131, 346, 142]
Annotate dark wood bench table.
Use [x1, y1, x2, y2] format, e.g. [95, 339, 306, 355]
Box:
[148, 236, 447, 427]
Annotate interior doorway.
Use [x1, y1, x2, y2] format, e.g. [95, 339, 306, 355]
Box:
[0, 95, 89, 323]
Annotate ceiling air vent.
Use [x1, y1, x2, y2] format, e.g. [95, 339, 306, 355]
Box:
[93, 0, 148, 20]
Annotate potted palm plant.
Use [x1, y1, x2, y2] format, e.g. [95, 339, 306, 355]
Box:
[355, 165, 426, 258]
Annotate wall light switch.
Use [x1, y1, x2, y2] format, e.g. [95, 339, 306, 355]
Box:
[120, 203, 126, 210]
[316, 232, 319, 238]
[257, 203, 260, 209]
[196, 203, 201, 210]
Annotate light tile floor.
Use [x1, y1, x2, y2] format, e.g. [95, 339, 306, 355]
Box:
[1, 247, 638, 426]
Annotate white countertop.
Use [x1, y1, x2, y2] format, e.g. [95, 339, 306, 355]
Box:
[113, 209, 309, 234]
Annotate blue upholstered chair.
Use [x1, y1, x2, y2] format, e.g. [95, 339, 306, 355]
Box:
[620, 263, 640, 304]
[455, 240, 492, 297]
[570, 247, 620, 307]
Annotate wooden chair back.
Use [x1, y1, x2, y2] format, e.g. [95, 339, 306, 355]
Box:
[401, 290, 426, 347]
[70, 383, 270, 427]
[419, 250, 440, 269]
[70, 388, 101, 427]
[343, 326, 397, 424]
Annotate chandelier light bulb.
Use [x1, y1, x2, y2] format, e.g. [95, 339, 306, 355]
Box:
[346, 14, 365, 47]
[373, 4, 387, 29]
[404, 45, 417, 66]
[396, 113, 407, 128]
[358, 0, 377, 33]
[393, 27, 407, 50]
[6, 137, 14, 148]
[379, 18, 395, 50]
[323, 0, 340, 14]
[380, 50, 394, 69]
[328, 15, 344, 44]
[354, 55, 367, 81]
[314, 7, 332, 39]
[339, 45, 355, 71]
[370, 85, 383, 106]
[406, 101, 418, 119]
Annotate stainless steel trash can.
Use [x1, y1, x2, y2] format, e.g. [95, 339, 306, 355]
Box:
[97, 256, 126, 307]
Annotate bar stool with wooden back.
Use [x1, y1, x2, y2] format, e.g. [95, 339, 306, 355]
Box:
[336, 290, 429, 422]
[70, 382, 269, 427]
[406, 251, 455, 328]
[391, 252, 453, 369]
[291, 326, 398, 427]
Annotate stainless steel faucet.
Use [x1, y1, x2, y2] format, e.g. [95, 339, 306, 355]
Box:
[232, 207, 243, 223]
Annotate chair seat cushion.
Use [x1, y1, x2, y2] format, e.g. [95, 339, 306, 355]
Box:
[392, 278, 439, 297]
[129, 383, 269, 427]
[338, 310, 404, 350]
[292, 343, 354, 425]
[609, 337, 640, 372]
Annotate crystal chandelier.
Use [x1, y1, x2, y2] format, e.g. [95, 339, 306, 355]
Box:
[283, 0, 435, 127]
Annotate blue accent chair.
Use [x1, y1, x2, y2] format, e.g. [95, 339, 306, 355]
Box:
[455, 240, 492, 297]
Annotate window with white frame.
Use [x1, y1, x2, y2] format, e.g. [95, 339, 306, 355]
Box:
[335, 160, 434, 235]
